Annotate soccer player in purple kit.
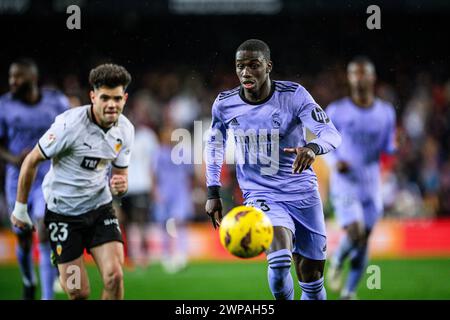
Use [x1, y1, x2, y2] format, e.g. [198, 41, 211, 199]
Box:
[0, 58, 69, 299]
[325, 56, 397, 299]
[152, 127, 194, 273]
[205, 39, 341, 300]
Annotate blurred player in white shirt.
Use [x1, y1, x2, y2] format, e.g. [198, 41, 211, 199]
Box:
[118, 103, 158, 266]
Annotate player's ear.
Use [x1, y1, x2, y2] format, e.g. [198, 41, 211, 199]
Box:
[123, 92, 128, 103]
[266, 60, 273, 73]
[89, 90, 95, 103]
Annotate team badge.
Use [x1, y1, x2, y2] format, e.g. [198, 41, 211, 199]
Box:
[272, 114, 281, 129]
[56, 244, 63, 256]
[114, 138, 123, 153]
[45, 133, 57, 147]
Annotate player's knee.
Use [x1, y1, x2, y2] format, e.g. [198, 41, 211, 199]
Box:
[299, 268, 322, 282]
[295, 257, 324, 282]
[103, 266, 123, 292]
[61, 279, 90, 300]
[66, 287, 90, 300]
[346, 223, 365, 246]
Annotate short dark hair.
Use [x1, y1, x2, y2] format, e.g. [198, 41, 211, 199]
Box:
[11, 57, 39, 76]
[89, 63, 132, 90]
[236, 39, 271, 60]
[348, 55, 375, 72]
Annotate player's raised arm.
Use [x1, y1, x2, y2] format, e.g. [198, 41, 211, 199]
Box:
[205, 99, 227, 229]
[296, 87, 342, 155]
[283, 87, 342, 174]
[321, 103, 349, 173]
[11, 145, 46, 230]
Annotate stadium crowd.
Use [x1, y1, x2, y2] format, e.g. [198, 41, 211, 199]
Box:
[1, 60, 449, 231]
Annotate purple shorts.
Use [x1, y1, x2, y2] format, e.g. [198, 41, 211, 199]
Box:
[331, 192, 382, 229]
[245, 190, 327, 260]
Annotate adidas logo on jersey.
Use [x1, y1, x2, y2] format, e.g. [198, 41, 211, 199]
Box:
[230, 117, 240, 126]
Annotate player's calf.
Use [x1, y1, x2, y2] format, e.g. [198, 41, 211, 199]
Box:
[267, 249, 294, 300]
[63, 284, 90, 300]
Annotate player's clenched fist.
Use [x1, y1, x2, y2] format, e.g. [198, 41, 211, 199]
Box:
[11, 201, 34, 231]
[110, 174, 128, 196]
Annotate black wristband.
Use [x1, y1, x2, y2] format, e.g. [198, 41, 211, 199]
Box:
[207, 186, 221, 199]
[304, 143, 320, 155]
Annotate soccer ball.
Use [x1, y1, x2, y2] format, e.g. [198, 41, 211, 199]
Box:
[219, 205, 274, 258]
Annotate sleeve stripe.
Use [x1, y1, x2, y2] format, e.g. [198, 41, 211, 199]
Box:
[37, 142, 50, 159]
[112, 163, 128, 169]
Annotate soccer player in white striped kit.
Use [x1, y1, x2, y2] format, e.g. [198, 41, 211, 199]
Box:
[11, 64, 135, 300]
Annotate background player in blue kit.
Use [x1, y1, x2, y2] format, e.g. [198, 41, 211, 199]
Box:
[205, 39, 341, 300]
[152, 126, 194, 273]
[325, 57, 397, 299]
[0, 58, 69, 299]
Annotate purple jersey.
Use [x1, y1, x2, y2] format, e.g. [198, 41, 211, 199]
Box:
[206, 80, 341, 202]
[324, 97, 396, 201]
[0, 89, 69, 191]
[153, 145, 193, 212]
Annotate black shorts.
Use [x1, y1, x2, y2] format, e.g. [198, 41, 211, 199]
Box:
[119, 193, 151, 223]
[44, 202, 123, 264]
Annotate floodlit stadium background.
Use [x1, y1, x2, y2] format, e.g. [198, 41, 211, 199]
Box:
[0, 0, 449, 299]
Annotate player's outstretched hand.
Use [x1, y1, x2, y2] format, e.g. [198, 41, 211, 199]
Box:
[11, 202, 35, 231]
[283, 147, 316, 174]
[110, 174, 128, 196]
[205, 198, 223, 229]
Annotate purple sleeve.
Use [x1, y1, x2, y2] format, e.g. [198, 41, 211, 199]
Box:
[295, 87, 342, 155]
[322, 103, 340, 167]
[205, 98, 227, 187]
[383, 106, 397, 154]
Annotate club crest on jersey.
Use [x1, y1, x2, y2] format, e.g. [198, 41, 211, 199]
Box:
[45, 133, 57, 147]
[80, 157, 100, 170]
[311, 107, 330, 123]
[114, 138, 123, 153]
[272, 114, 281, 129]
[56, 244, 62, 256]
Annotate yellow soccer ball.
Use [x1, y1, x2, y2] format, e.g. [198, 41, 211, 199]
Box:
[219, 205, 274, 258]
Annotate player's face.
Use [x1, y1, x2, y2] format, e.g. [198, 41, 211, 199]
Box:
[236, 50, 272, 93]
[9, 64, 36, 97]
[347, 62, 376, 93]
[90, 86, 128, 127]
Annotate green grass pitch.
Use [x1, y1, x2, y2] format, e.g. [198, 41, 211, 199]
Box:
[0, 258, 449, 300]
